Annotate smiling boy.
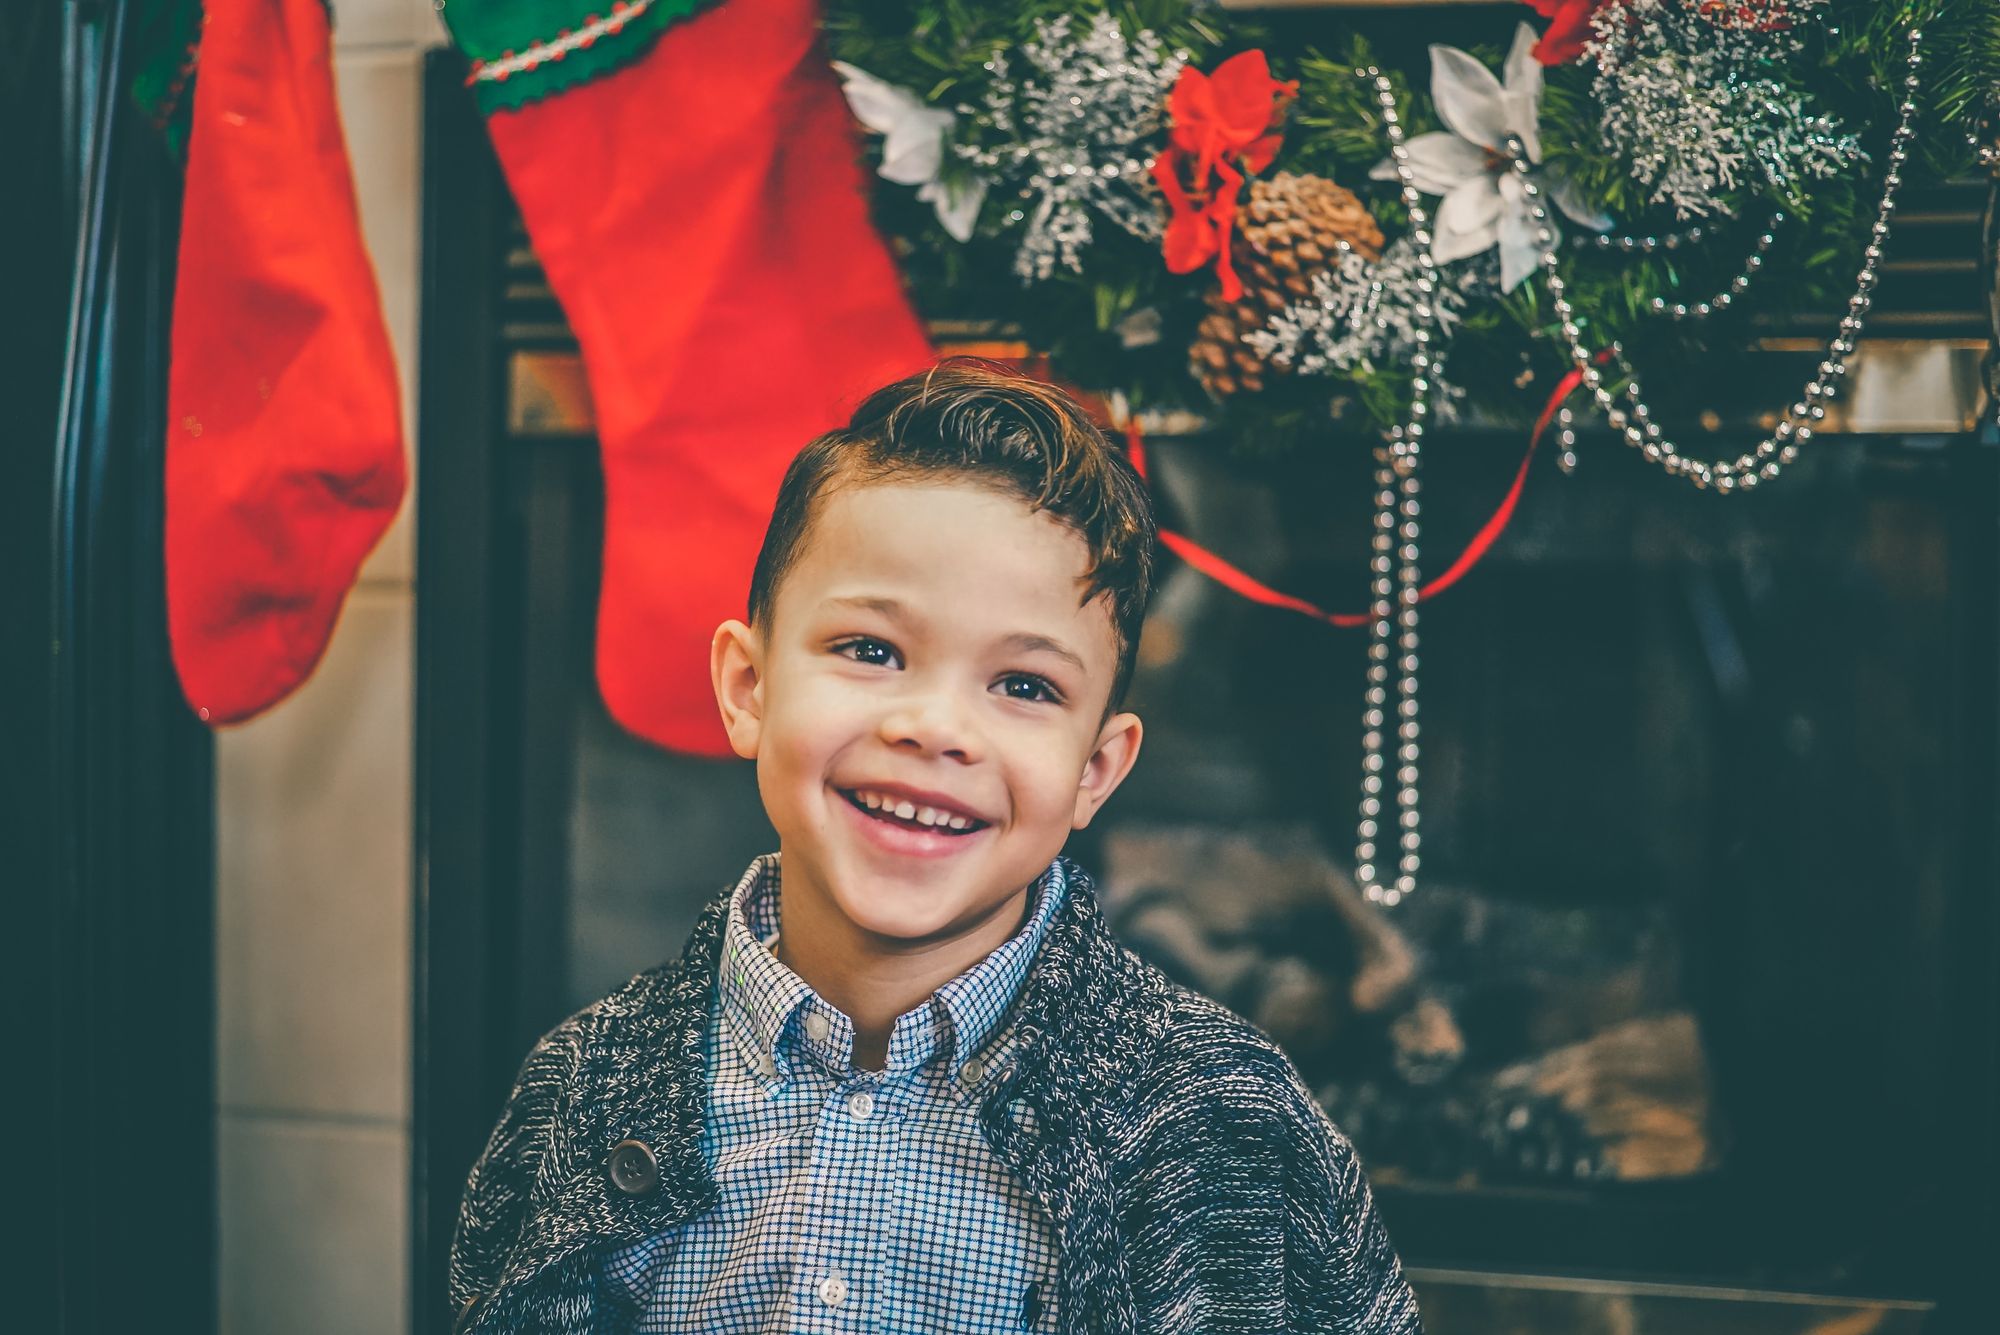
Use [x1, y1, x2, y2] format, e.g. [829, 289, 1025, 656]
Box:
[448, 364, 1424, 1334]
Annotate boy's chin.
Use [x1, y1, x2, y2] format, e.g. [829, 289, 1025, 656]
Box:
[833, 884, 979, 945]
[827, 875, 1026, 950]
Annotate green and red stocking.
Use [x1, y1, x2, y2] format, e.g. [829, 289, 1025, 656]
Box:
[444, 0, 934, 755]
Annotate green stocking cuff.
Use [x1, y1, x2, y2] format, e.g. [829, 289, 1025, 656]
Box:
[440, 0, 722, 113]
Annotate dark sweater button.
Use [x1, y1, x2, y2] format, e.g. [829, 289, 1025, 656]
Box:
[608, 1139, 659, 1196]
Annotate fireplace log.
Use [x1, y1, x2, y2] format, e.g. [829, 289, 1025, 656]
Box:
[1487, 1012, 1719, 1179]
[1101, 823, 1721, 1185]
[1103, 824, 1465, 1080]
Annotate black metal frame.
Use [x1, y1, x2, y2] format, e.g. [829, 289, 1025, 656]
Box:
[5, 1, 217, 1329]
[409, 42, 2000, 1335]
[412, 49, 505, 1335]
[413, 49, 596, 1335]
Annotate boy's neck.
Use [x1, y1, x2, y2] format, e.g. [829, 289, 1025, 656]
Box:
[772, 872, 1035, 1071]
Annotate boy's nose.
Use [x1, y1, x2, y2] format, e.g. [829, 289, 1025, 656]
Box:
[879, 691, 981, 761]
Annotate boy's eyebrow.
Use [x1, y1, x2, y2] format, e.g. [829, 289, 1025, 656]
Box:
[826, 595, 908, 618]
[824, 595, 1090, 675]
[1001, 631, 1088, 676]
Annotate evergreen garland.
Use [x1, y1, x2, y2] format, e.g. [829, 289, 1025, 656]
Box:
[823, 0, 1997, 442]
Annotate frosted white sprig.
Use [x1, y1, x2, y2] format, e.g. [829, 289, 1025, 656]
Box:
[1584, 0, 1863, 220]
[1245, 239, 1493, 384]
[955, 12, 1188, 284]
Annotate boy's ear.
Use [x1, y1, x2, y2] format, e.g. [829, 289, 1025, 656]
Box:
[710, 619, 766, 760]
[1071, 711, 1143, 831]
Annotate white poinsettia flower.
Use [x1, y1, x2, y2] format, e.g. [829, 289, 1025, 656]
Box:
[1370, 23, 1610, 292]
[831, 60, 988, 242]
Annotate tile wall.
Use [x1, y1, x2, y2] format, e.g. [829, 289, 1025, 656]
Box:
[215, 3, 444, 1330]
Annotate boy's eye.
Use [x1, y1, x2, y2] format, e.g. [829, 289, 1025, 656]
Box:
[832, 636, 900, 668]
[833, 639, 1061, 705]
[998, 673, 1063, 705]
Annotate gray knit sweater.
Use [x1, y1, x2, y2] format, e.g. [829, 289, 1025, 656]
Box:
[449, 857, 1425, 1334]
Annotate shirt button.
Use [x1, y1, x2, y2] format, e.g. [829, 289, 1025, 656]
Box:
[960, 1058, 985, 1085]
[817, 1274, 848, 1306]
[754, 1052, 777, 1078]
[847, 1091, 875, 1120]
[804, 1013, 831, 1043]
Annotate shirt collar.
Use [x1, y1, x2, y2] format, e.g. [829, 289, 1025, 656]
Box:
[716, 855, 812, 1080]
[932, 857, 1067, 1079]
[716, 853, 1069, 1087]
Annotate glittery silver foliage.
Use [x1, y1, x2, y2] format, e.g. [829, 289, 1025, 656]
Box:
[1586, 0, 1862, 220]
[956, 12, 1188, 284]
[1244, 241, 1494, 388]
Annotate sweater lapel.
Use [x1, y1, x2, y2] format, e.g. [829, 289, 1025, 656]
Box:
[980, 858, 1179, 1335]
[485, 889, 735, 1316]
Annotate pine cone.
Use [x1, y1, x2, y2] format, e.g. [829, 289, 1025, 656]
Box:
[1190, 171, 1387, 399]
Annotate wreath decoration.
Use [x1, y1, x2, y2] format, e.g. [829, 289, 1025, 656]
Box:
[826, 0, 1998, 442]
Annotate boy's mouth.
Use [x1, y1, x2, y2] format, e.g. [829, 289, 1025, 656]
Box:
[838, 787, 988, 837]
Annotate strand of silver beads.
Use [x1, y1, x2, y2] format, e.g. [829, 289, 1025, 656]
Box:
[1563, 211, 1786, 472]
[1353, 66, 1442, 907]
[1588, 221, 1715, 253]
[1515, 27, 1925, 492]
[1582, 211, 1785, 322]
[1647, 210, 1784, 322]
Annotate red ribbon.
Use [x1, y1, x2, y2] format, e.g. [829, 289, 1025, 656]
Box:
[1123, 410, 1548, 628]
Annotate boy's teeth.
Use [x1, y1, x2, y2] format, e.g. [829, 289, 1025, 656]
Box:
[851, 788, 980, 831]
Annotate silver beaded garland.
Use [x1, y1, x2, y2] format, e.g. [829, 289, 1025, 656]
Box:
[1555, 404, 1579, 473]
[1354, 66, 1439, 907]
[1525, 28, 1925, 491]
[1589, 223, 1708, 253]
[1342, 30, 1924, 902]
[1644, 210, 1785, 321]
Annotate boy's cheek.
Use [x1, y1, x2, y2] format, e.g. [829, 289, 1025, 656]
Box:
[763, 703, 843, 783]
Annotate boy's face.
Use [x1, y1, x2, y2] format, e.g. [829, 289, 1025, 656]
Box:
[711, 479, 1143, 956]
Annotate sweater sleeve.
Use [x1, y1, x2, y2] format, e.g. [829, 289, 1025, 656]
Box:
[446, 1020, 584, 1327]
[1276, 1069, 1425, 1333]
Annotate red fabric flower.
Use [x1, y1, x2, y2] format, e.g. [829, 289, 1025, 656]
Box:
[1151, 50, 1296, 302]
[1522, 0, 1615, 66]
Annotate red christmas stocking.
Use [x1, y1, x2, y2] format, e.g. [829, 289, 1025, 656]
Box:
[452, 0, 933, 755]
[166, 0, 408, 724]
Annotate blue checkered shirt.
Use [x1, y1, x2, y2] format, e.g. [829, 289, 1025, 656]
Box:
[600, 853, 1067, 1333]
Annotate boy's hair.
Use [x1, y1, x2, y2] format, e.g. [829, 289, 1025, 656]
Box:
[748, 360, 1158, 714]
